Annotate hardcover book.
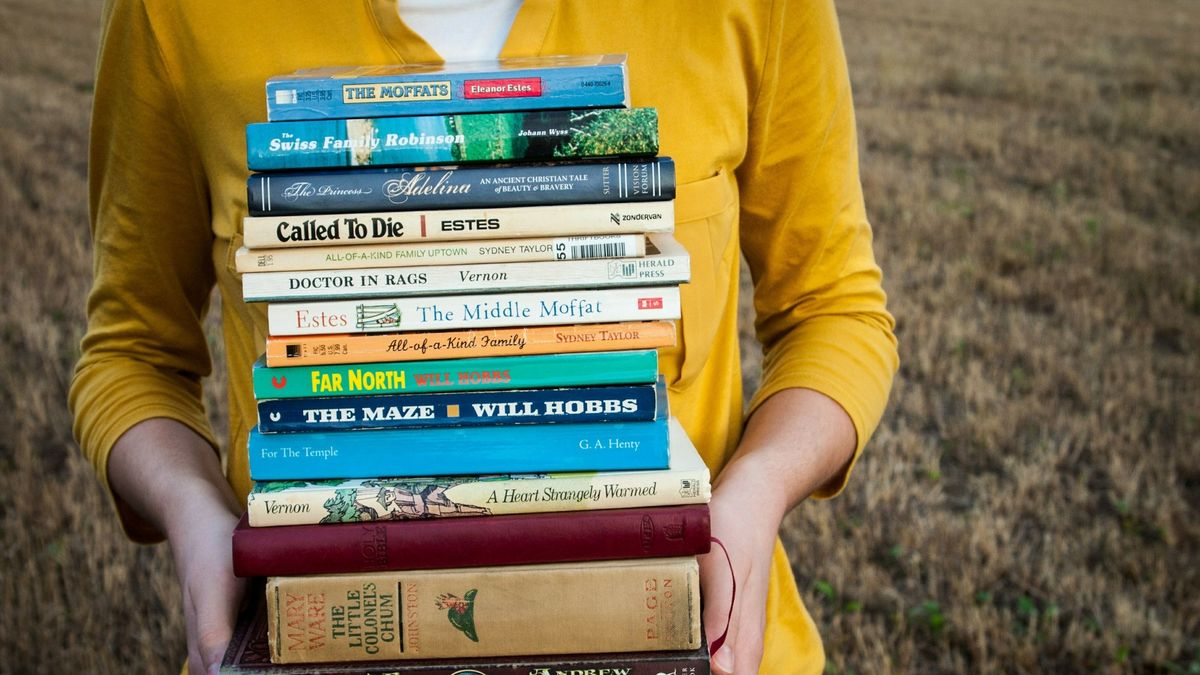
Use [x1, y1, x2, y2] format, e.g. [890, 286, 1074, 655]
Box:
[232, 503, 710, 577]
[264, 321, 676, 367]
[264, 557, 701, 662]
[247, 108, 657, 170]
[246, 397, 671, 481]
[241, 233, 689, 302]
[251, 349, 659, 400]
[241, 199, 674, 250]
[235, 233, 645, 274]
[223, 589, 711, 673]
[246, 158, 674, 216]
[246, 417, 708, 526]
[257, 380, 662, 433]
[266, 285, 681, 337]
[265, 54, 630, 121]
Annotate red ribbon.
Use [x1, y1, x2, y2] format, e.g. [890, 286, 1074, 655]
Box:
[707, 536, 735, 657]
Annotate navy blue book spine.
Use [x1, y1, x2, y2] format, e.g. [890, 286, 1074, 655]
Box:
[246, 158, 675, 216]
[257, 381, 660, 433]
[248, 382, 670, 479]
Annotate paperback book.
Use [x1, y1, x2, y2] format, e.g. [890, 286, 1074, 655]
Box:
[247, 108, 657, 170]
[241, 233, 689, 301]
[265, 54, 630, 121]
[252, 349, 658, 400]
[232, 504, 710, 577]
[246, 396, 671, 480]
[266, 285, 681, 336]
[235, 233, 644, 274]
[264, 320, 676, 367]
[246, 158, 674, 216]
[264, 557, 701, 663]
[256, 380, 662, 433]
[241, 200, 674, 249]
[246, 417, 708, 526]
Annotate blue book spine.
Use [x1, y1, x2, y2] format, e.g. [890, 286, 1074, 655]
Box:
[246, 109, 658, 171]
[248, 385, 669, 479]
[246, 158, 675, 216]
[252, 349, 659, 399]
[257, 380, 661, 433]
[265, 58, 628, 121]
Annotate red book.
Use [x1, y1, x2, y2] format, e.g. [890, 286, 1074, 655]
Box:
[232, 504, 710, 577]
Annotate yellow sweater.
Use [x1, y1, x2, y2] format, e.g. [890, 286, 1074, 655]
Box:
[72, 0, 898, 671]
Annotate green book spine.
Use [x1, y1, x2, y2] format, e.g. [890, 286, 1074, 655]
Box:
[251, 349, 659, 399]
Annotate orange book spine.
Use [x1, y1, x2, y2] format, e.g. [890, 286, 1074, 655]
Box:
[264, 321, 676, 367]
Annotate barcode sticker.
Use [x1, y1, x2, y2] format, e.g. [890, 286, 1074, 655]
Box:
[570, 241, 627, 259]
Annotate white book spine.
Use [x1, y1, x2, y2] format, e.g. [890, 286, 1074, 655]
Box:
[242, 201, 675, 248]
[267, 285, 682, 337]
[242, 233, 690, 301]
[235, 234, 645, 273]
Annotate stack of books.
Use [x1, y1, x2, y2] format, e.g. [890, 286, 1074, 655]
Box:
[223, 56, 714, 674]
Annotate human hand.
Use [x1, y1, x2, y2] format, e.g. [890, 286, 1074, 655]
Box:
[167, 499, 245, 675]
[699, 474, 785, 675]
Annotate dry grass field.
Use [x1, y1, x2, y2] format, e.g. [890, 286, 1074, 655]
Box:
[1, 0, 1197, 672]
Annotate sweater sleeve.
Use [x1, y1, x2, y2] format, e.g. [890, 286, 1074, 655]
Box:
[69, 0, 220, 542]
[737, 0, 899, 498]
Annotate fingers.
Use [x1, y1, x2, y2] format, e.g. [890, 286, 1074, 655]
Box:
[710, 572, 769, 675]
[701, 542, 771, 675]
[184, 571, 246, 675]
[700, 546, 738, 673]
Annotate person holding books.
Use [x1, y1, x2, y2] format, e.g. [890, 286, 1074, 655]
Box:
[71, 1, 897, 673]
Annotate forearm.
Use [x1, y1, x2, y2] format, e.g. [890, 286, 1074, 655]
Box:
[106, 417, 241, 542]
[714, 387, 857, 516]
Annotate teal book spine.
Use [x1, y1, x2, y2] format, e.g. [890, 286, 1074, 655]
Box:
[251, 349, 659, 399]
[246, 108, 658, 171]
[248, 385, 670, 480]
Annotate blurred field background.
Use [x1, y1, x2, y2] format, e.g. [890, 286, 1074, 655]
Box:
[1, 0, 1197, 672]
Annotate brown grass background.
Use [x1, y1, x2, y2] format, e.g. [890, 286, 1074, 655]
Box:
[1, 0, 1197, 672]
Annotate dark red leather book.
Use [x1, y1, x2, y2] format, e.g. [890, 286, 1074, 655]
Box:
[232, 504, 710, 577]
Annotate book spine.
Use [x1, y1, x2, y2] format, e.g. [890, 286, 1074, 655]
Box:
[234, 504, 710, 577]
[252, 349, 658, 399]
[247, 413, 669, 480]
[225, 647, 710, 675]
[267, 286, 681, 337]
[264, 321, 676, 367]
[246, 108, 658, 171]
[241, 235, 689, 301]
[265, 557, 700, 662]
[256, 381, 659, 433]
[265, 62, 629, 121]
[241, 201, 674, 249]
[235, 234, 645, 274]
[246, 158, 675, 216]
[247, 463, 709, 529]
[223, 584, 710, 674]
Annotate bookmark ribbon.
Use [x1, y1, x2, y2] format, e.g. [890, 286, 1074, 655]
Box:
[707, 536, 735, 657]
